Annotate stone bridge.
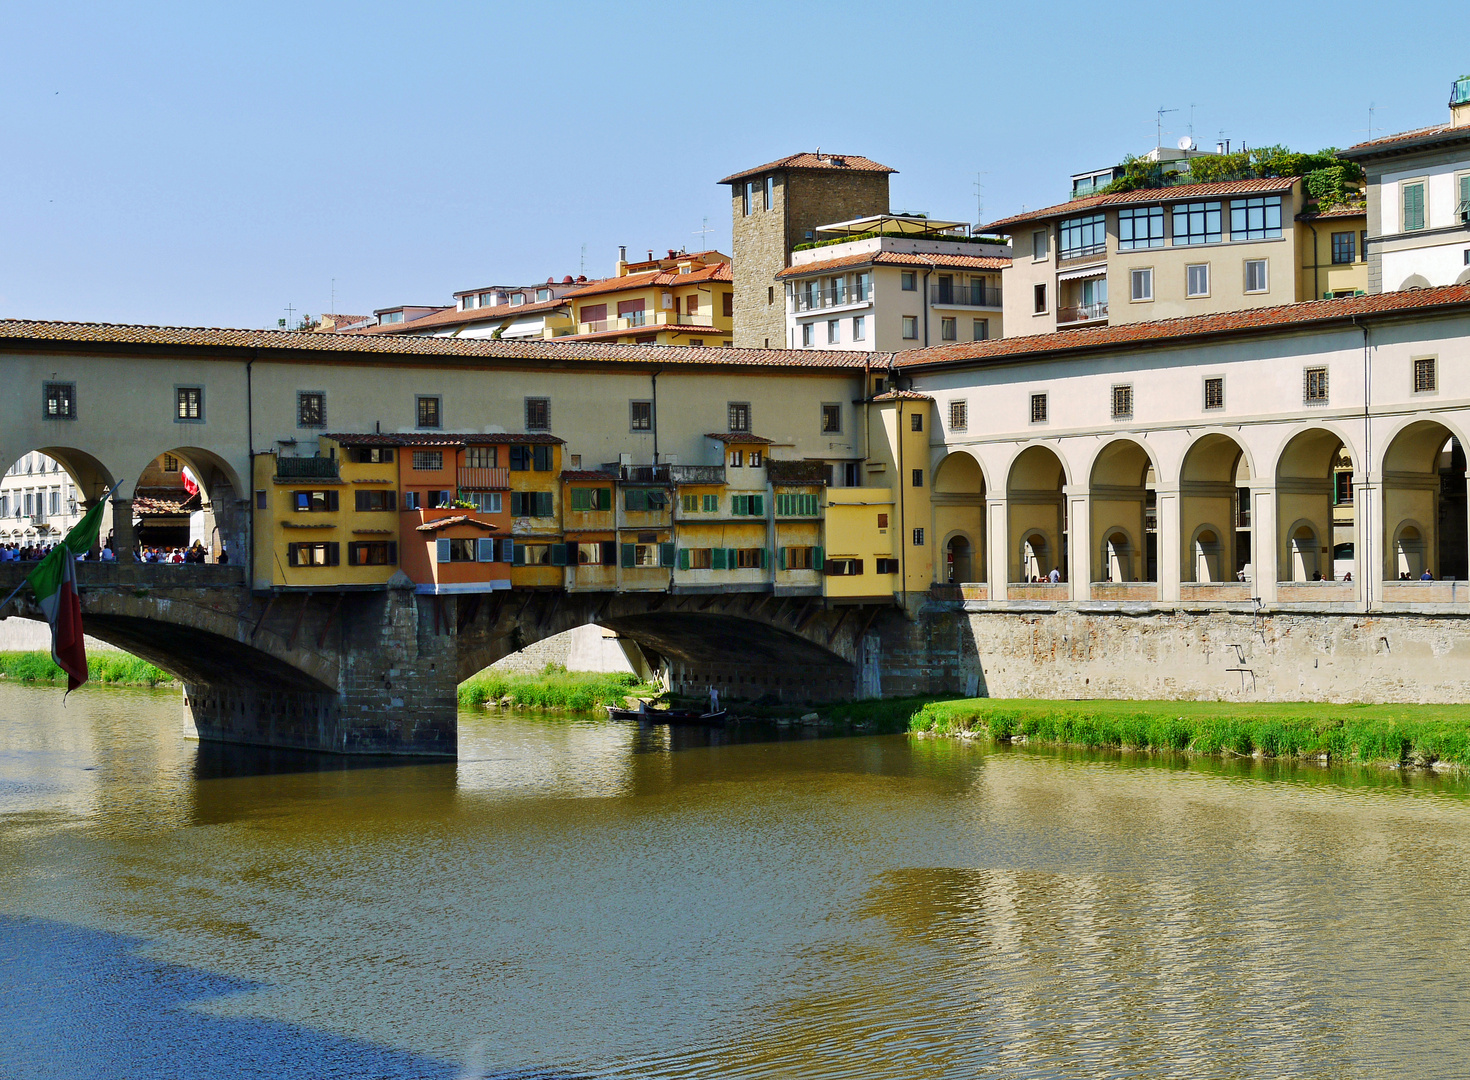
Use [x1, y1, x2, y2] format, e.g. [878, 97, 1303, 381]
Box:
[0, 563, 948, 755]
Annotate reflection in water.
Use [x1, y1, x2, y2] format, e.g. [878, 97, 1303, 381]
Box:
[3, 682, 1470, 1078]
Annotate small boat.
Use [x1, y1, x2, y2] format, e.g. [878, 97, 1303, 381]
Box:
[606, 704, 727, 726]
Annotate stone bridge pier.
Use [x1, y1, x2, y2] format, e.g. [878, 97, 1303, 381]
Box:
[0, 564, 974, 757]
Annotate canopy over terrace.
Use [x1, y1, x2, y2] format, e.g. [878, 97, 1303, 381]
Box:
[814, 214, 973, 239]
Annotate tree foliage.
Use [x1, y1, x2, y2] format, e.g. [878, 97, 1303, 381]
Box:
[1097, 145, 1364, 211]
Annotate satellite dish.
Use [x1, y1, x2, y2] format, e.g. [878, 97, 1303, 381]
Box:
[1178, 136, 1196, 151]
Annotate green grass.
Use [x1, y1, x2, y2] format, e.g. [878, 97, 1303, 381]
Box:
[909, 698, 1470, 768]
[458, 664, 662, 711]
[0, 650, 176, 687]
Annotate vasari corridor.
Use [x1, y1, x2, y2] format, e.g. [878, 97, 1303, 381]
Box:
[6, 5, 1470, 1077]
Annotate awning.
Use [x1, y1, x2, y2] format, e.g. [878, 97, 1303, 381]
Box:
[1056, 263, 1108, 283]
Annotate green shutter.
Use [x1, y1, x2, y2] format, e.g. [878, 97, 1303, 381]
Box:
[540, 491, 554, 517]
[626, 488, 645, 512]
[550, 543, 567, 566]
[598, 488, 612, 511]
[570, 488, 587, 512]
[660, 542, 675, 567]
[752, 494, 763, 516]
[711, 547, 726, 570]
[704, 494, 718, 512]
[1405, 182, 1425, 230]
[621, 543, 636, 568]
[759, 547, 768, 569]
[513, 543, 525, 566]
[727, 548, 738, 569]
[679, 548, 690, 570]
[813, 546, 824, 572]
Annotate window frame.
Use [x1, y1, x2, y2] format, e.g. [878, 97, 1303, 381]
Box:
[1186, 263, 1211, 298]
[411, 449, 443, 471]
[1117, 205, 1165, 250]
[174, 385, 204, 424]
[727, 401, 751, 433]
[1244, 258, 1269, 294]
[1130, 266, 1154, 302]
[1057, 212, 1107, 259]
[524, 396, 551, 432]
[900, 271, 917, 291]
[1029, 392, 1048, 425]
[1203, 376, 1225, 411]
[1228, 196, 1283, 241]
[820, 403, 842, 434]
[1111, 383, 1134, 421]
[901, 316, 918, 340]
[630, 399, 653, 432]
[972, 318, 989, 341]
[42, 381, 76, 421]
[297, 391, 326, 428]
[1330, 231, 1357, 265]
[827, 318, 840, 345]
[416, 394, 442, 429]
[1171, 200, 1223, 246]
[948, 399, 968, 433]
[1033, 283, 1048, 315]
[1032, 229, 1049, 261]
[1413, 355, 1438, 395]
[852, 314, 866, 341]
[940, 317, 957, 341]
[1401, 178, 1428, 232]
[1304, 366, 1330, 405]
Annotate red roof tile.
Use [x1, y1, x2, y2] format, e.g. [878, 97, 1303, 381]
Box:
[1296, 205, 1367, 221]
[415, 516, 502, 533]
[718, 153, 896, 185]
[870, 389, 933, 401]
[0, 320, 875, 370]
[1342, 123, 1470, 157]
[557, 325, 725, 343]
[356, 295, 574, 335]
[980, 177, 1300, 233]
[897, 284, 1470, 370]
[705, 432, 773, 444]
[561, 262, 731, 300]
[776, 250, 1010, 279]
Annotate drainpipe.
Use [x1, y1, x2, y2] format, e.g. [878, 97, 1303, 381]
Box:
[896, 398, 907, 612]
[1307, 221, 1322, 301]
[1353, 315, 1371, 610]
[921, 270, 932, 346]
[651, 368, 660, 465]
[246, 349, 256, 591]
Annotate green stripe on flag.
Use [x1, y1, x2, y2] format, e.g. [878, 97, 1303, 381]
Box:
[25, 494, 108, 602]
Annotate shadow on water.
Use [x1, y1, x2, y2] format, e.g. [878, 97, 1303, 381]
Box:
[617, 717, 859, 754]
[0, 915, 590, 1080]
[193, 740, 452, 781]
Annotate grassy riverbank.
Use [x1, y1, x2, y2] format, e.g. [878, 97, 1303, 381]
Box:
[910, 698, 1470, 768]
[0, 650, 176, 687]
[458, 665, 661, 711]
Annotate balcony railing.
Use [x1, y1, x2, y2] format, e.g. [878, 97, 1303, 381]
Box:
[275, 456, 341, 480]
[458, 466, 509, 491]
[929, 282, 1002, 307]
[793, 286, 871, 312]
[1057, 302, 1109, 325]
[578, 312, 718, 334]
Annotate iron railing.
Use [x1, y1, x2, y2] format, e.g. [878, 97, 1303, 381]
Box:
[275, 456, 341, 479]
[1058, 302, 1109, 324]
[930, 282, 1002, 307]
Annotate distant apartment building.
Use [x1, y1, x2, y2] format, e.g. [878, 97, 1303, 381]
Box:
[0, 452, 84, 547]
[361, 278, 590, 340]
[986, 177, 1324, 336]
[720, 152, 895, 348]
[1341, 75, 1470, 293]
[557, 249, 733, 346]
[773, 214, 1009, 351]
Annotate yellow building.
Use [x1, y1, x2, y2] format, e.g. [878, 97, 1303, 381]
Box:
[508, 438, 565, 589]
[557, 250, 734, 346]
[1297, 205, 1369, 299]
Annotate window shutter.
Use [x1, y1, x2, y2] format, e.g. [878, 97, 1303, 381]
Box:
[621, 543, 636, 568]
[477, 538, 495, 562]
[512, 543, 525, 566]
[538, 491, 553, 517]
[327, 490, 339, 511]
[759, 547, 768, 569]
[854, 559, 864, 575]
[436, 538, 451, 563]
[551, 543, 567, 566]
[752, 494, 764, 516]
[598, 488, 612, 511]
[726, 548, 737, 569]
[387, 490, 397, 511]
[601, 541, 616, 566]
[712, 547, 726, 570]
[660, 542, 675, 567]
[778, 547, 787, 570]
[626, 488, 645, 512]
[704, 494, 717, 513]
[679, 547, 690, 570]
[355, 490, 367, 512]
[327, 543, 340, 566]
[387, 542, 397, 564]
[500, 538, 514, 562]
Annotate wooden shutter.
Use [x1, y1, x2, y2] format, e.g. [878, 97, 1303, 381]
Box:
[436, 538, 451, 563]
[621, 543, 636, 568]
[512, 543, 525, 566]
[327, 490, 340, 511]
[759, 547, 768, 569]
[551, 543, 568, 566]
[704, 494, 717, 512]
[626, 489, 646, 512]
[537, 491, 553, 517]
[751, 494, 764, 516]
[501, 538, 515, 563]
[327, 542, 340, 566]
[778, 548, 787, 570]
[711, 547, 726, 570]
[660, 542, 675, 567]
[813, 546, 823, 570]
[726, 548, 737, 569]
[387, 542, 397, 564]
[679, 548, 690, 570]
[477, 538, 496, 562]
[601, 541, 617, 566]
[598, 488, 612, 511]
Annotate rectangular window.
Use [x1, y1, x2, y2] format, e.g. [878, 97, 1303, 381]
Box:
[1244, 259, 1269, 293]
[800, 323, 814, 347]
[827, 319, 839, 345]
[1117, 206, 1165, 250]
[941, 317, 957, 341]
[722, 291, 734, 318]
[1032, 229, 1049, 260]
[354, 489, 397, 511]
[742, 180, 754, 216]
[1459, 173, 1470, 221]
[912, 468, 924, 488]
[1331, 231, 1356, 265]
[910, 412, 923, 432]
[466, 492, 501, 513]
[1112, 384, 1133, 420]
[298, 392, 325, 427]
[510, 491, 555, 517]
[702, 494, 719, 512]
[1414, 356, 1437, 394]
[348, 541, 397, 566]
[1229, 197, 1282, 240]
[730, 493, 765, 516]
[1033, 283, 1047, 314]
[730, 547, 763, 570]
[874, 558, 900, 574]
[901, 271, 917, 291]
[351, 447, 394, 464]
[901, 316, 918, 340]
[575, 542, 605, 565]
[255, 490, 267, 510]
[949, 400, 968, 432]
[163, 453, 180, 473]
[727, 401, 750, 432]
[1305, 366, 1329, 404]
[686, 294, 700, 316]
[680, 493, 697, 513]
[412, 450, 443, 471]
[912, 527, 925, 546]
[1334, 471, 1354, 505]
[287, 542, 339, 567]
[782, 546, 816, 570]
[1030, 393, 1048, 424]
[852, 315, 866, 341]
[416, 396, 441, 428]
[684, 547, 713, 569]
[630, 400, 652, 431]
[1186, 263, 1210, 297]
[1058, 213, 1106, 258]
[775, 493, 820, 516]
[1172, 201, 1223, 245]
[855, 272, 871, 300]
[463, 446, 495, 468]
[824, 558, 864, 576]
[729, 449, 743, 468]
[1402, 181, 1426, 232]
[1204, 377, 1225, 410]
[176, 386, 203, 422]
[292, 490, 339, 512]
[43, 382, 75, 420]
[972, 318, 989, 341]
[821, 403, 842, 433]
[749, 450, 762, 467]
[525, 397, 550, 431]
[1130, 267, 1153, 301]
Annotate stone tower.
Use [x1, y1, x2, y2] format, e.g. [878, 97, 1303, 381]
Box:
[720, 153, 894, 348]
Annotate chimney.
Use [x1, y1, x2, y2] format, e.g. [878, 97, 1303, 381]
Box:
[1452, 75, 1470, 128]
[616, 245, 628, 277]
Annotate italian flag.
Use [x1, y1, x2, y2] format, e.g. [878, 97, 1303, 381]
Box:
[25, 496, 108, 693]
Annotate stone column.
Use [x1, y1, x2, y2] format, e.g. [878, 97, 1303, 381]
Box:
[987, 496, 1008, 602]
[110, 497, 135, 559]
[1155, 485, 1181, 603]
[1066, 486, 1090, 602]
[1357, 477, 1384, 610]
[1252, 486, 1277, 602]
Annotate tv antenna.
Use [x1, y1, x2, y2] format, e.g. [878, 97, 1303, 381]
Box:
[580, 243, 586, 276]
[973, 171, 990, 226]
[330, 277, 336, 314]
[693, 216, 713, 248]
[1188, 103, 1200, 138]
[1156, 106, 1178, 148]
[284, 302, 296, 330]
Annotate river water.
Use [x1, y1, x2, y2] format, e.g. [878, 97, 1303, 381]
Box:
[3, 683, 1470, 1079]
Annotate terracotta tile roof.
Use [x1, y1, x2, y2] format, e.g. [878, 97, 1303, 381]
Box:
[0, 319, 876, 370]
[870, 389, 933, 401]
[897, 284, 1470, 371]
[1342, 123, 1470, 157]
[980, 177, 1300, 233]
[414, 516, 501, 533]
[326, 432, 565, 446]
[1296, 205, 1367, 221]
[356, 295, 573, 335]
[561, 262, 732, 300]
[776, 250, 1011, 279]
[560, 470, 617, 481]
[719, 153, 896, 185]
[556, 325, 724, 343]
[705, 432, 773, 444]
[132, 492, 200, 515]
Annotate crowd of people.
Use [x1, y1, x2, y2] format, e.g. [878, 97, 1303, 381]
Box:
[0, 539, 226, 564]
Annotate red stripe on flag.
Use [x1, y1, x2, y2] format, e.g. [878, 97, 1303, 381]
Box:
[53, 558, 87, 693]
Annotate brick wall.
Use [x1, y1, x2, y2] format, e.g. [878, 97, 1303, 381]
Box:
[730, 169, 890, 348]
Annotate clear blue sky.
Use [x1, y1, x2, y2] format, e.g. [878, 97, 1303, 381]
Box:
[2, 1, 1464, 328]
